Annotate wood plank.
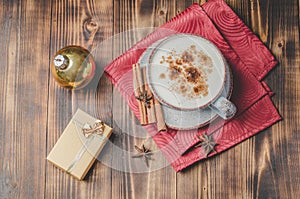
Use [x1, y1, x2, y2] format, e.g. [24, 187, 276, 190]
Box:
[111, 0, 178, 198]
[250, 0, 300, 198]
[45, 0, 114, 198]
[0, 0, 51, 198]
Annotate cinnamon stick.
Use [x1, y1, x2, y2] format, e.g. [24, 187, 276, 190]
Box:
[153, 96, 167, 132]
[142, 67, 157, 124]
[133, 63, 147, 125]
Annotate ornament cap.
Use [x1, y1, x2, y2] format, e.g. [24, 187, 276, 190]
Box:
[54, 54, 69, 70]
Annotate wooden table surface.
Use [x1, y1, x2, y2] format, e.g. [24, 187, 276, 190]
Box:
[0, 0, 299, 198]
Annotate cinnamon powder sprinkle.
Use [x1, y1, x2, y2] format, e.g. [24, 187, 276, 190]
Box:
[181, 51, 194, 63]
[169, 64, 182, 80]
[159, 73, 166, 79]
[159, 45, 213, 98]
[184, 67, 200, 83]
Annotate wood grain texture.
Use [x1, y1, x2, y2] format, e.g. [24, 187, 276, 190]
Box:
[0, 0, 299, 198]
[0, 0, 51, 198]
[45, 0, 114, 199]
[250, 0, 300, 198]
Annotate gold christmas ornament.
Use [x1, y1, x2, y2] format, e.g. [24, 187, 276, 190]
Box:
[51, 45, 96, 89]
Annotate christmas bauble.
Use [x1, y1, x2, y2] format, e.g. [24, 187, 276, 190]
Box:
[51, 45, 96, 89]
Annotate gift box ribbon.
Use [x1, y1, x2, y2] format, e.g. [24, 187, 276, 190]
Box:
[105, 0, 282, 172]
[67, 120, 105, 173]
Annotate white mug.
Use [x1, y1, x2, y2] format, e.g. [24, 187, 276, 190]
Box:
[146, 34, 236, 120]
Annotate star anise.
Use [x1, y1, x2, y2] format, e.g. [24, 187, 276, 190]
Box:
[194, 133, 218, 157]
[135, 91, 153, 109]
[131, 144, 153, 167]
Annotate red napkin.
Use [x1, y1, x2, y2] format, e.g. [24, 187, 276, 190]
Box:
[105, 0, 281, 172]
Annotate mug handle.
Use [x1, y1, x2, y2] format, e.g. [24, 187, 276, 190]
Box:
[208, 96, 237, 120]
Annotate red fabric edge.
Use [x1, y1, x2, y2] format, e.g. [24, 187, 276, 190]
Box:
[171, 95, 282, 172]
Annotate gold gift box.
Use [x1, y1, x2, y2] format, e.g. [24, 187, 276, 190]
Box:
[47, 109, 113, 180]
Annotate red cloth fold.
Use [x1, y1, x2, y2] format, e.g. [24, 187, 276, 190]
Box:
[105, 0, 281, 172]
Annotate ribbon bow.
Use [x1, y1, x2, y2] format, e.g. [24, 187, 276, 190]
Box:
[82, 120, 105, 137]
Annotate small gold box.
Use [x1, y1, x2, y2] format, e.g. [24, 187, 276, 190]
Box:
[47, 109, 112, 180]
